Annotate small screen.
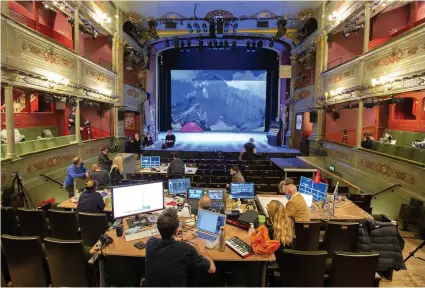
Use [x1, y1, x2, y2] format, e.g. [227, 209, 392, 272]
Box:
[230, 183, 255, 199]
[300, 193, 313, 208]
[299, 176, 328, 202]
[141, 156, 161, 168]
[196, 210, 226, 235]
[168, 178, 191, 195]
[208, 189, 224, 200]
[187, 188, 203, 199]
[112, 182, 164, 219]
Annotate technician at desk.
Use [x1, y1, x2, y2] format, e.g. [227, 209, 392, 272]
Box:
[285, 184, 310, 222]
[167, 152, 185, 177]
[77, 180, 105, 213]
[145, 208, 216, 287]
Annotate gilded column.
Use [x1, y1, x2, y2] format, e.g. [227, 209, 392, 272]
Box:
[363, 2, 371, 53]
[113, 8, 125, 139]
[5, 86, 16, 159]
[356, 99, 364, 148]
[75, 97, 81, 143]
[73, 4, 80, 54]
[1, 0, 9, 17]
[286, 55, 296, 147]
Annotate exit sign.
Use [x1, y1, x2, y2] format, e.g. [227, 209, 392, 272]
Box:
[329, 165, 335, 172]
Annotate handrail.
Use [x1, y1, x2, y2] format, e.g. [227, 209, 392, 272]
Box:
[40, 174, 64, 188]
[371, 184, 402, 198]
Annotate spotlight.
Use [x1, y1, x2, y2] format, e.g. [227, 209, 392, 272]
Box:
[269, 39, 274, 47]
[364, 100, 375, 109]
[224, 40, 229, 49]
[208, 40, 213, 48]
[165, 40, 170, 47]
[214, 40, 218, 49]
[232, 40, 237, 51]
[233, 23, 238, 32]
[202, 23, 208, 33]
[258, 40, 263, 49]
[219, 40, 224, 49]
[224, 22, 229, 33]
[198, 39, 204, 51]
[194, 22, 201, 33]
[187, 23, 193, 33]
[247, 41, 251, 51]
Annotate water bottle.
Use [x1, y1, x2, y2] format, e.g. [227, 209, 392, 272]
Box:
[248, 223, 255, 237]
[237, 198, 241, 209]
[218, 226, 225, 252]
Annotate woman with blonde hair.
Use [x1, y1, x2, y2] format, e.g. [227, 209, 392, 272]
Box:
[110, 156, 124, 183]
[267, 200, 295, 257]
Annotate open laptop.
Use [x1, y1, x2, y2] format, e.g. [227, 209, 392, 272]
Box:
[205, 189, 226, 211]
[186, 188, 204, 211]
[196, 209, 226, 249]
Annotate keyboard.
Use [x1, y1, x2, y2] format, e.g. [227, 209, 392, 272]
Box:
[211, 201, 224, 209]
[125, 228, 159, 242]
[196, 231, 218, 249]
[225, 236, 254, 259]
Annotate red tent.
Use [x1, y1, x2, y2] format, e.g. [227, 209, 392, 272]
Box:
[180, 122, 204, 132]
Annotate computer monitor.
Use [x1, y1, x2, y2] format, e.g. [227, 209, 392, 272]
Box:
[230, 183, 255, 199]
[141, 156, 161, 168]
[168, 178, 191, 195]
[207, 189, 225, 200]
[299, 176, 328, 202]
[196, 209, 226, 235]
[300, 193, 313, 208]
[187, 188, 204, 199]
[112, 182, 164, 219]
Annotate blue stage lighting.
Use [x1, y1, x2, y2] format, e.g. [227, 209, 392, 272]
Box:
[194, 22, 201, 33]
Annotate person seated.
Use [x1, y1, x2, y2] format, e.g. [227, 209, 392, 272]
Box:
[361, 132, 377, 150]
[412, 138, 425, 149]
[240, 138, 256, 161]
[379, 133, 393, 144]
[1, 129, 25, 144]
[278, 178, 294, 195]
[98, 146, 113, 171]
[165, 130, 176, 148]
[284, 184, 310, 222]
[131, 134, 142, 160]
[167, 152, 185, 177]
[77, 180, 105, 213]
[143, 132, 153, 148]
[145, 208, 216, 287]
[110, 156, 124, 183]
[266, 200, 295, 262]
[89, 164, 110, 187]
[198, 195, 212, 210]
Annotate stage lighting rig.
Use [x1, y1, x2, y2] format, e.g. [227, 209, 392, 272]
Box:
[194, 22, 201, 33]
[187, 23, 193, 33]
[202, 23, 208, 33]
[343, 22, 364, 38]
[274, 18, 288, 40]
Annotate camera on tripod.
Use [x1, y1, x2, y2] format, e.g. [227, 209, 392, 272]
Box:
[341, 128, 347, 133]
[84, 120, 91, 127]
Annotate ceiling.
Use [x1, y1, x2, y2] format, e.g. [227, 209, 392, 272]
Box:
[115, 1, 322, 29]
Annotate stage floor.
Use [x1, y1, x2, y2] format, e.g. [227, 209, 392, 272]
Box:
[144, 132, 299, 154]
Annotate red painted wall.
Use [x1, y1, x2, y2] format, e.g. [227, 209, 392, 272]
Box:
[124, 114, 141, 138]
[124, 69, 140, 86]
[388, 91, 425, 132]
[371, 5, 410, 40]
[9, 1, 33, 19]
[79, 106, 112, 138]
[327, 30, 363, 69]
[80, 35, 113, 70]
[293, 112, 313, 149]
[418, 1, 425, 21]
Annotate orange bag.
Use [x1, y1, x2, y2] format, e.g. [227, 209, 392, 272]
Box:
[249, 225, 281, 255]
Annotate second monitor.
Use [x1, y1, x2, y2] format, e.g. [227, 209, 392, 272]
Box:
[141, 156, 161, 169]
[230, 183, 255, 199]
[168, 178, 191, 195]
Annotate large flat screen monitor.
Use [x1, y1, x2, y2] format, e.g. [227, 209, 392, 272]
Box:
[230, 183, 255, 199]
[141, 156, 161, 168]
[168, 178, 191, 195]
[299, 176, 328, 202]
[112, 182, 164, 219]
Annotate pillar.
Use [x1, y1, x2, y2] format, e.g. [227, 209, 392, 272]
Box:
[73, 6, 80, 54]
[363, 2, 371, 54]
[113, 8, 125, 139]
[356, 100, 364, 148]
[5, 86, 16, 158]
[1, 0, 9, 17]
[286, 55, 296, 147]
[75, 97, 81, 142]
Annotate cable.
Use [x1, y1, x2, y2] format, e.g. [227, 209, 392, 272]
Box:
[193, 3, 198, 18]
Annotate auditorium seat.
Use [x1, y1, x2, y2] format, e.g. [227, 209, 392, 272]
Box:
[244, 170, 257, 177]
[45, 138, 56, 149]
[78, 212, 109, 248]
[412, 148, 425, 164]
[18, 126, 58, 141]
[211, 169, 227, 176]
[210, 175, 227, 183]
[48, 209, 80, 240]
[322, 222, 359, 259]
[44, 238, 92, 287]
[396, 145, 412, 159]
[254, 184, 268, 193]
[193, 175, 209, 183]
[262, 177, 281, 185]
[1, 207, 20, 236]
[208, 183, 227, 189]
[1, 235, 50, 286]
[294, 221, 321, 251]
[245, 176, 262, 183]
[329, 252, 379, 287]
[278, 250, 327, 287]
[17, 208, 49, 240]
[192, 182, 207, 188]
[261, 170, 281, 178]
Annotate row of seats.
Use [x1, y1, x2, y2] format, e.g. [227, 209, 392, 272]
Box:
[383, 129, 425, 148]
[17, 126, 59, 141]
[375, 142, 425, 164]
[1, 135, 76, 159]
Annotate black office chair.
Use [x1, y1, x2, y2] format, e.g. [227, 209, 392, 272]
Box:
[17, 208, 49, 240]
[48, 209, 80, 240]
[44, 237, 92, 286]
[1, 207, 19, 236]
[294, 221, 322, 251]
[1, 235, 50, 286]
[322, 222, 359, 258]
[329, 251, 379, 287]
[279, 249, 327, 287]
[78, 212, 109, 247]
[1, 270, 6, 287]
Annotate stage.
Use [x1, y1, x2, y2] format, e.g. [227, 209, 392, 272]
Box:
[142, 132, 299, 159]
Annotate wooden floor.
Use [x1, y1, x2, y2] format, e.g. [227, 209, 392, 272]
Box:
[381, 230, 425, 287]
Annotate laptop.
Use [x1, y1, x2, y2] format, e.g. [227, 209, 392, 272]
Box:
[205, 189, 225, 210]
[196, 209, 226, 249]
[186, 188, 204, 211]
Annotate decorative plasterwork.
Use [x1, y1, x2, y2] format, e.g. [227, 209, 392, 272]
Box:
[326, 148, 350, 164]
[87, 70, 114, 84]
[27, 153, 76, 174]
[327, 70, 355, 85]
[359, 158, 415, 185]
[366, 43, 425, 71]
[22, 42, 76, 70]
[205, 9, 234, 19]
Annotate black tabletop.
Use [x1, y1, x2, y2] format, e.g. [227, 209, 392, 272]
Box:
[270, 158, 316, 171]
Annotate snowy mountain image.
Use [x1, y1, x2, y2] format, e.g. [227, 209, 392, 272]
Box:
[171, 70, 267, 132]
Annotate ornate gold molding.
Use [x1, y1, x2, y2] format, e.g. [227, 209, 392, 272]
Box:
[327, 70, 355, 85]
[87, 70, 113, 84]
[27, 153, 76, 174]
[359, 158, 415, 185]
[22, 42, 76, 70]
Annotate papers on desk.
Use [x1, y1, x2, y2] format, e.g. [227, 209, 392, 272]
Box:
[256, 195, 288, 217]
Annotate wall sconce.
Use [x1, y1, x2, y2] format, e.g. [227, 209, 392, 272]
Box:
[371, 76, 394, 93]
[95, 12, 112, 25]
[328, 11, 341, 22]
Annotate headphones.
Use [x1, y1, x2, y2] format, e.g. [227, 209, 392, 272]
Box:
[99, 233, 113, 247]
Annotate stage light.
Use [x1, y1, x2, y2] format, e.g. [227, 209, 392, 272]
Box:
[364, 100, 375, 109]
[258, 40, 263, 49]
[165, 40, 170, 47]
[224, 22, 229, 33]
[224, 40, 229, 49]
[232, 40, 237, 51]
[202, 23, 208, 33]
[198, 39, 204, 51]
[194, 22, 201, 33]
[214, 40, 218, 49]
[233, 23, 238, 32]
[187, 23, 193, 33]
[269, 39, 274, 47]
[343, 23, 364, 38]
[219, 40, 224, 49]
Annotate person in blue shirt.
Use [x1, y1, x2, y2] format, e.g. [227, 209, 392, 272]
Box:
[64, 157, 89, 198]
[77, 180, 105, 213]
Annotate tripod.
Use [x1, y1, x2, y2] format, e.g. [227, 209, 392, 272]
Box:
[404, 240, 425, 263]
[341, 128, 348, 144]
[11, 172, 35, 209]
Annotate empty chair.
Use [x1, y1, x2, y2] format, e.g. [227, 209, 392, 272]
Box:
[279, 249, 327, 287]
[44, 238, 91, 287]
[1, 235, 50, 286]
[261, 170, 281, 178]
[294, 221, 322, 251]
[245, 176, 262, 184]
[48, 209, 80, 240]
[78, 212, 109, 247]
[192, 182, 207, 188]
[262, 177, 281, 185]
[17, 208, 49, 240]
[208, 183, 227, 189]
[1, 207, 19, 236]
[329, 252, 379, 287]
[193, 175, 209, 183]
[254, 184, 268, 193]
[322, 222, 359, 258]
